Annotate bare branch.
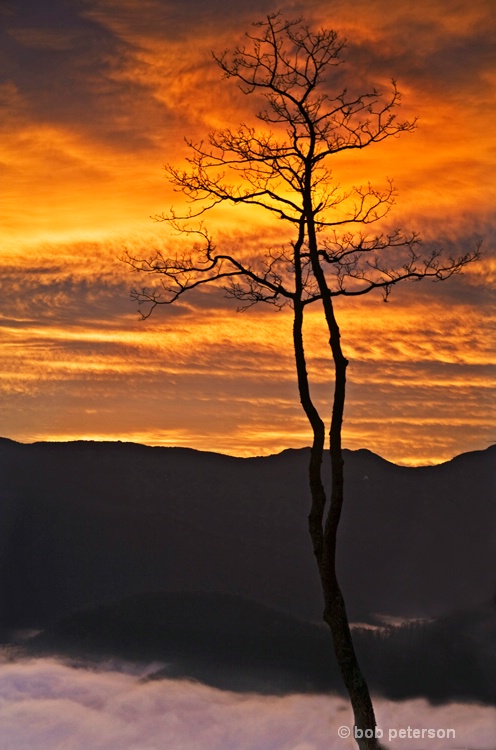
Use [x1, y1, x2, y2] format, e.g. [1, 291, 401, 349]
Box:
[121, 14, 481, 748]
[124, 13, 478, 320]
[122, 224, 296, 317]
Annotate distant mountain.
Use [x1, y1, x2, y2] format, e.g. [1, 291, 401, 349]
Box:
[0, 439, 494, 634]
[27, 590, 496, 704]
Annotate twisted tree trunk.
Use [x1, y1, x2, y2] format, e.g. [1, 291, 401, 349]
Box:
[292, 197, 384, 747]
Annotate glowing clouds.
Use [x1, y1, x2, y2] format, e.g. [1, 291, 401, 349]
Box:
[0, 236, 493, 462]
[0, 0, 494, 462]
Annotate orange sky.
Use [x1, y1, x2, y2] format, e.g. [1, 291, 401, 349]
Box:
[1, 0, 495, 464]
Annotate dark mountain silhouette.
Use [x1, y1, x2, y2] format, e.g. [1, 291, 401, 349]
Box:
[27, 590, 496, 704]
[0, 438, 494, 636]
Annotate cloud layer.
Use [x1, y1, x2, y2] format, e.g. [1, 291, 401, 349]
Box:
[0, 657, 495, 750]
[0, 0, 494, 463]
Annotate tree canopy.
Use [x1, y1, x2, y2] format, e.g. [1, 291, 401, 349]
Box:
[126, 14, 477, 318]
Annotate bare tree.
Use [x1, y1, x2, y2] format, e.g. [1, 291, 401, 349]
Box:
[124, 14, 479, 750]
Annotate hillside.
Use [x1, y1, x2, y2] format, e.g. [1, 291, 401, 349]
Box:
[0, 439, 494, 634]
[28, 590, 496, 703]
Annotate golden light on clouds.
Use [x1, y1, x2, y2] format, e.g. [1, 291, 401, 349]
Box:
[0, 0, 494, 464]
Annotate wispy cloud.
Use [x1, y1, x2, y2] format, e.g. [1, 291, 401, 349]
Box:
[0, 0, 494, 462]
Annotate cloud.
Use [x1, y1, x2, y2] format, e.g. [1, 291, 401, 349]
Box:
[0, 657, 494, 750]
[0, 230, 493, 464]
[0, 0, 494, 464]
[1, 0, 159, 148]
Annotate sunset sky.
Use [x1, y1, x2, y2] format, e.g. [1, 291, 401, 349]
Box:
[1, 0, 495, 465]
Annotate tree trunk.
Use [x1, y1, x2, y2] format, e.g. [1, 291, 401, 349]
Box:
[321, 338, 383, 750]
[293, 299, 383, 749]
[297, 197, 384, 746]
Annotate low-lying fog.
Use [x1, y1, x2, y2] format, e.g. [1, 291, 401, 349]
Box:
[0, 656, 494, 750]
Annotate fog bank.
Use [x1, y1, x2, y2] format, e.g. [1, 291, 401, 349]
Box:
[0, 657, 494, 750]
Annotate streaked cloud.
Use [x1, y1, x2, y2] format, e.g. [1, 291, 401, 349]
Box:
[0, 0, 494, 463]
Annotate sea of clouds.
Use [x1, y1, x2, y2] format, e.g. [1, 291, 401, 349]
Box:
[0, 656, 494, 750]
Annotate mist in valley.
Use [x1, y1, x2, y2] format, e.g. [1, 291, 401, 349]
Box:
[1, 656, 495, 750]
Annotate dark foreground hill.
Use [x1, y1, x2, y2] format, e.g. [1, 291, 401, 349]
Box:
[0, 438, 494, 634]
[27, 590, 496, 704]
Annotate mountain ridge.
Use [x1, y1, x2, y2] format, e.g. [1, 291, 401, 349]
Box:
[2, 435, 494, 467]
[0, 437, 494, 634]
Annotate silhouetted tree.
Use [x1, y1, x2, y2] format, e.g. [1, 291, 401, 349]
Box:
[124, 14, 479, 750]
